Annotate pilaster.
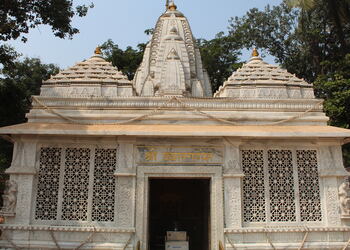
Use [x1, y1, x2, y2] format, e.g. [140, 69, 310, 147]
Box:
[318, 145, 348, 228]
[223, 139, 244, 229]
[114, 137, 136, 230]
[4, 139, 38, 241]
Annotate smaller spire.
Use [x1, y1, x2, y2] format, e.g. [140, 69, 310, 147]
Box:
[252, 48, 259, 57]
[94, 47, 102, 55]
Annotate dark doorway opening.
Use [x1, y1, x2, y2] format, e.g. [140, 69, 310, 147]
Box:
[148, 178, 210, 250]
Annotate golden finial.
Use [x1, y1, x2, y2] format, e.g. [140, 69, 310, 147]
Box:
[168, 0, 177, 10]
[252, 48, 259, 57]
[94, 47, 102, 55]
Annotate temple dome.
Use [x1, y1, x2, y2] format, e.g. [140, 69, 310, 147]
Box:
[40, 49, 133, 97]
[214, 50, 315, 99]
[44, 49, 130, 85]
[133, 4, 212, 97]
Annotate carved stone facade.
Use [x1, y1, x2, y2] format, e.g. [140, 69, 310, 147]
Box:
[133, 3, 212, 97]
[0, 2, 350, 250]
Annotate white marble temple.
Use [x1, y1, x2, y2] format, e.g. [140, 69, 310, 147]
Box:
[0, 2, 349, 250]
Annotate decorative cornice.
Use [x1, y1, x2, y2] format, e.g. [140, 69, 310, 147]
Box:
[31, 96, 324, 112]
[0, 224, 135, 233]
[224, 226, 350, 233]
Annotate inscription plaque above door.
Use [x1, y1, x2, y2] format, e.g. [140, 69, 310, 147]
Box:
[137, 146, 223, 165]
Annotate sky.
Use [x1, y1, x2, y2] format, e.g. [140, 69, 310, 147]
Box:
[7, 0, 283, 69]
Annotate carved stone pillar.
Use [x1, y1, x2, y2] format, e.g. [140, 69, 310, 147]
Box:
[114, 137, 136, 230]
[319, 145, 348, 227]
[4, 139, 37, 240]
[223, 139, 244, 229]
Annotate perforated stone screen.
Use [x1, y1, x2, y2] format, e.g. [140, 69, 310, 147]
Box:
[242, 148, 322, 224]
[62, 148, 91, 221]
[92, 149, 117, 222]
[296, 150, 322, 222]
[35, 147, 62, 220]
[268, 150, 296, 222]
[242, 150, 266, 222]
[35, 146, 118, 223]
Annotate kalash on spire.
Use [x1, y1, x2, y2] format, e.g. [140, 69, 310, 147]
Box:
[133, 1, 212, 97]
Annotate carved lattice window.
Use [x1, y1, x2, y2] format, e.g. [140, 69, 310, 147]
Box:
[62, 148, 91, 221]
[35, 146, 118, 223]
[92, 149, 117, 222]
[296, 150, 322, 222]
[35, 147, 62, 220]
[241, 148, 322, 224]
[242, 150, 266, 222]
[268, 150, 296, 222]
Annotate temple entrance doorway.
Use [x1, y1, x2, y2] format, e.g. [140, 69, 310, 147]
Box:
[148, 178, 210, 250]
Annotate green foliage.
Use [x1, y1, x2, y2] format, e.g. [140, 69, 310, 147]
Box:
[0, 45, 20, 68]
[287, 0, 315, 9]
[314, 54, 350, 168]
[0, 58, 59, 173]
[100, 39, 145, 80]
[0, 0, 94, 66]
[197, 33, 242, 92]
[229, 0, 350, 83]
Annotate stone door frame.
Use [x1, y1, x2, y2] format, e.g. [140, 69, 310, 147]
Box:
[135, 165, 224, 250]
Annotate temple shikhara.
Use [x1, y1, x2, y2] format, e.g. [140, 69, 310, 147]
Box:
[1, 1, 350, 249]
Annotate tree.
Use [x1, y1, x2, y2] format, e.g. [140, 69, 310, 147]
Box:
[100, 39, 145, 81]
[0, 0, 93, 67]
[288, 0, 350, 54]
[287, 0, 315, 9]
[229, 0, 350, 82]
[197, 33, 242, 92]
[0, 58, 59, 173]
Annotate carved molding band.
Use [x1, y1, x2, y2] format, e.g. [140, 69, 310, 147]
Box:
[32, 96, 324, 112]
[0, 224, 135, 233]
[224, 227, 350, 233]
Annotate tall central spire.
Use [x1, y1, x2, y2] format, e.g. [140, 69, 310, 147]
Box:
[133, 3, 212, 97]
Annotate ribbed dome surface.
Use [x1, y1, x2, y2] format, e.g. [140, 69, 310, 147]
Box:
[227, 56, 306, 85]
[215, 54, 315, 99]
[44, 54, 130, 85]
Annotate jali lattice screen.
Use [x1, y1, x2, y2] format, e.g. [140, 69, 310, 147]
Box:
[35, 146, 118, 222]
[296, 150, 322, 222]
[35, 147, 62, 220]
[242, 150, 266, 222]
[92, 149, 117, 222]
[242, 148, 322, 223]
